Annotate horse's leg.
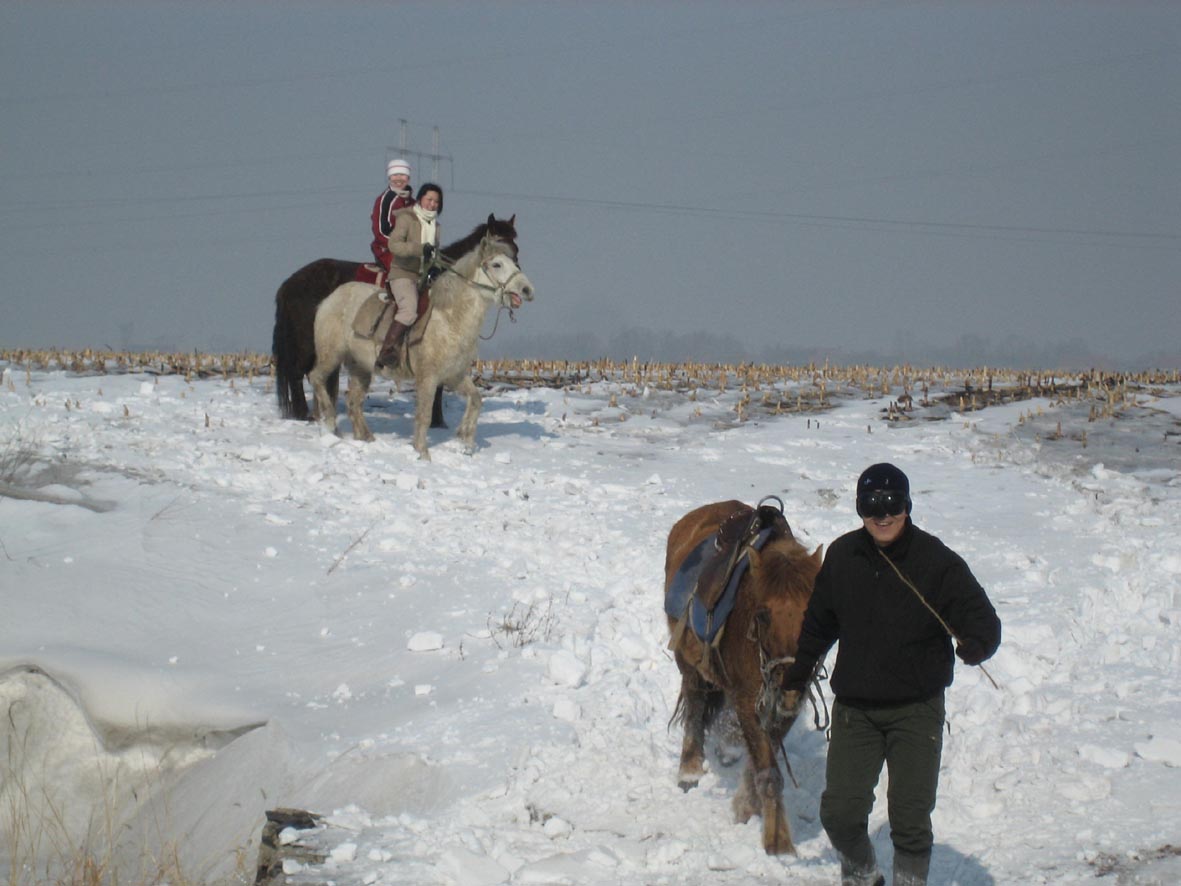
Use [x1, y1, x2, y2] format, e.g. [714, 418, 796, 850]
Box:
[733, 696, 794, 855]
[310, 367, 340, 422]
[673, 662, 711, 790]
[345, 365, 375, 442]
[430, 387, 447, 428]
[412, 374, 440, 460]
[307, 362, 339, 436]
[734, 762, 757, 823]
[452, 374, 483, 454]
[326, 368, 340, 418]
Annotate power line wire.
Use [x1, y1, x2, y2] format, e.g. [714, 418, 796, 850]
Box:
[452, 187, 1181, 245]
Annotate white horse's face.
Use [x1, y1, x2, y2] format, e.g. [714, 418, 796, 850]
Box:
[479, 252, 534, 310]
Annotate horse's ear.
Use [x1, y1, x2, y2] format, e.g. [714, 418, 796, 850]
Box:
[508, 213, 516, 226]
[486, 213, 496, 227]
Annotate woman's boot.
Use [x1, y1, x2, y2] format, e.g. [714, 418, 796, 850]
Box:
[376, 320, 409, 369]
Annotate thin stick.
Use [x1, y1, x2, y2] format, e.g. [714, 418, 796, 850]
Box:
[876, 547, 1000, 690]
[328, 524, 374, 575]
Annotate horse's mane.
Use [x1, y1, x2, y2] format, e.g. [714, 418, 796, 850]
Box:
[429, 234, 518, 310]
[755, 537, 822, 602]
[441, 216, 518, 262]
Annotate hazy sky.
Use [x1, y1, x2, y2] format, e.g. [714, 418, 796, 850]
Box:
[2, 1, 1178, 367]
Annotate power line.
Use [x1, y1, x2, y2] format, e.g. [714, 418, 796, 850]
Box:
[451, 187, 1181, 246]
[1, 179, 1177, 252]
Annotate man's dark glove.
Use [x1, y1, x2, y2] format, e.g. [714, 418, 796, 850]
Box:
[780, 659, 810, 697]
[422, 244, 434, 263]
[955, 637, 987, 666]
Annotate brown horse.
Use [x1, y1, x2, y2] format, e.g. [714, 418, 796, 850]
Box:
[663, 498, 822, 855]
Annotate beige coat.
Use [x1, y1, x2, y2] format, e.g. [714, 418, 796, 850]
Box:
[386, 207, 440, 282]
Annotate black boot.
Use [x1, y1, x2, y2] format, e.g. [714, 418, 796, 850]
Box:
[375, 320, 409, 369]
[893, 849, 931, 886]
[838, 849, 883, 886]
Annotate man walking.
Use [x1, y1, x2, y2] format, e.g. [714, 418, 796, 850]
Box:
[783, 463, 1001, 885]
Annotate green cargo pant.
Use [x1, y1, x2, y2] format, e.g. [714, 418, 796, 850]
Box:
[819, 694, 945, 865]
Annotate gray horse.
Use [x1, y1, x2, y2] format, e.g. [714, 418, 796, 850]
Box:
[308, 234, 533, 460]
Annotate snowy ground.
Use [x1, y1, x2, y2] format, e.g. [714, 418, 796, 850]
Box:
[2, 362, 1180, 885]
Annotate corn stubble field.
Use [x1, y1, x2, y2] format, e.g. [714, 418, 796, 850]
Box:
[2, 348, 1178, 426]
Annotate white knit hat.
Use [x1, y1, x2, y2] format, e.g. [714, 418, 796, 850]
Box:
[386, 158, 411, 178]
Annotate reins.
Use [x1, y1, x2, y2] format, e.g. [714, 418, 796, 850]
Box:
[422, 244, 523, 341]
[480, 305, 516, 341]
[748, 626, 832, 787]
[875, 546, 1000, 690]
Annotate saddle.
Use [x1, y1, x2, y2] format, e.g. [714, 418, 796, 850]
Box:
[353, 263, 386, 287]
[350, 284, 433, 348]
[665, 498, 791, 664]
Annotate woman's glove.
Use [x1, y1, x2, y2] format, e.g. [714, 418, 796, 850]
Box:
[422, 244, 434, 263]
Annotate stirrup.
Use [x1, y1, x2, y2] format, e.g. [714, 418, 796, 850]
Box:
[375, 344, 401, 370]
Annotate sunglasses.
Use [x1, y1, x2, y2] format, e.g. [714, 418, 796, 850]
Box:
[857, 489, 908, 519]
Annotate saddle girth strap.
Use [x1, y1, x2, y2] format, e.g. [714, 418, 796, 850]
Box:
[368, 296, 395, 339]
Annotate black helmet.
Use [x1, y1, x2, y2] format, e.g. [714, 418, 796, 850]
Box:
[856, 462, 911, 518]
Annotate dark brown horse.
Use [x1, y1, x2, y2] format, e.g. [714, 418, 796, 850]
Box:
[272, 215, 518, 425]
[664, 499, 822, 855]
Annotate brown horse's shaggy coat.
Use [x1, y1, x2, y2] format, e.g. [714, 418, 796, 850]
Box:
[664, 500, 822, 855]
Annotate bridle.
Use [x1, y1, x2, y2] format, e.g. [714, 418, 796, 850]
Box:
[473, 254, 530, 309]
[422, 237, 529, 328]
[749, 617, 799, 736]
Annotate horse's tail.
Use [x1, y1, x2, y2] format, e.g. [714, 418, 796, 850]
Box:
[271, 258, 361, 420]
[666, 682, 726, 733]
[273, 277, 311, 420]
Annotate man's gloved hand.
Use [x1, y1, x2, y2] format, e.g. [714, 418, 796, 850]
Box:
[955, 637, 987, 666]
[422, 244, 434, 263]
[780, 689, 804, 714]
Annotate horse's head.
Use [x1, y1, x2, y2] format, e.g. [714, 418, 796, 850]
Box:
[484, 213, 519, 261]
[478, 234, 534, 310]
[750, 541, 822, 735]
[751, 601, 806, 735]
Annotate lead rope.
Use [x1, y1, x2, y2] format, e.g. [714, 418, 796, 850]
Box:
[480, 304, 516, 341]
[752, 621, 830, 788]
[808, 664, 831, 736]
[875, 547, 1000, 691]
[756, 642, 803, 790]
[424, 249, 523, 343]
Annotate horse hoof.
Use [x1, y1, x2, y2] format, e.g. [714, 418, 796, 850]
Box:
[677, 778, 699, 793]
[762, 840, 797, 857]
[718, 745, 743, 767]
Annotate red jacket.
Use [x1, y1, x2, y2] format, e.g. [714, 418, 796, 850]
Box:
[370, 188, 415, 269]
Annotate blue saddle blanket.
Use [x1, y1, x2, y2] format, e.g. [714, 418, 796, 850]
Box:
[664, 526, 774, 644]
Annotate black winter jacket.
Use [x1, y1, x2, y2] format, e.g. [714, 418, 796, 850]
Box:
[784, 520, 1001, 706]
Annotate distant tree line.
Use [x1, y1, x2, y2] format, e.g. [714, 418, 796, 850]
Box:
[480, 327, 1179, 371]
